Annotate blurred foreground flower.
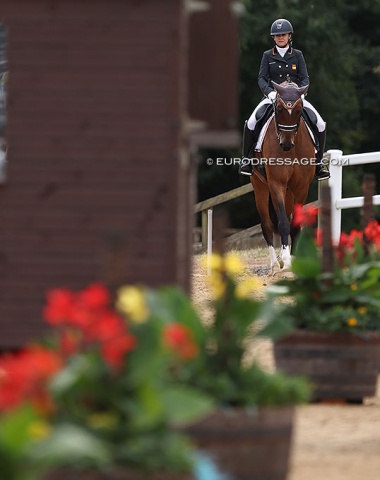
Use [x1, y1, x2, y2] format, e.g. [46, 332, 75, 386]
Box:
[0, 282, 214, 480]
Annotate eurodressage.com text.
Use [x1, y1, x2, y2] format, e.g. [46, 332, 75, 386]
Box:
[205, 157, 350, 167]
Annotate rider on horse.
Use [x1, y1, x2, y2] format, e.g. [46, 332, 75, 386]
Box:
[240, 18, 330, 181]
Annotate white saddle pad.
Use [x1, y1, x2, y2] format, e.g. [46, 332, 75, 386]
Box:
[256, 114, 317, 153]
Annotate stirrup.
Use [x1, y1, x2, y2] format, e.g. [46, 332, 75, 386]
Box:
[316, 171, 330, 181]
[239, 157, 253, 176]
[315, 164, 330, 181]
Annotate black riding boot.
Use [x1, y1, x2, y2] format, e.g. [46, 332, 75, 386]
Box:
[315, 129, 330, 181]
[239, 121, 259, 176]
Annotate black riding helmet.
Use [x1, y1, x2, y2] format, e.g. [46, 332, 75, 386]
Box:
[270, 19, 293, 36]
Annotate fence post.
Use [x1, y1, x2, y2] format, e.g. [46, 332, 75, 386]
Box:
[207, 209, 213, 275]
[327, 149, 343, 244]
[320, 184, 333, 276]
[361, 173, 376, 228]
[201, 209, 209, 249]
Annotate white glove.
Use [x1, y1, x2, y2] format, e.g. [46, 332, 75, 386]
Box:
[301, 94, 305, 100]
[268, 91, 277, 102]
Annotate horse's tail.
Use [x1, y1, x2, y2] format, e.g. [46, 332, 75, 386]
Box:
[268, 195, 279, 234]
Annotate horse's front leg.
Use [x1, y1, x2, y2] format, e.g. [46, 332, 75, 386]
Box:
[290, 224, 301, 255]
[272, 192, 292, 271]
[268, 244, 281, 274]
[252, 179, 281, 275]
[278, 222, 292, 271]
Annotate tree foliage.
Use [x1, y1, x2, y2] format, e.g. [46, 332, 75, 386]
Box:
[198, 1, 380, 232]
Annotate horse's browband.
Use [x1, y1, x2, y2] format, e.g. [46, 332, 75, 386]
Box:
[278, 97, 302, 109]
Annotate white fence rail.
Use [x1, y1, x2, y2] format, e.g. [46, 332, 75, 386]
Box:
[327, 149, 380, 243]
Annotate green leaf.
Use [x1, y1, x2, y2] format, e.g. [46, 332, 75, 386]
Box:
[294, 227, 319, 260]
[128, 381, 166, 431]
[49, 355, 93, 396]
[291, 257, 321, 278]
[256, 315, 294, 340]
[161, 386, 214, 427]
[0, 405, 40, 455]
[28, 423, 111, 469]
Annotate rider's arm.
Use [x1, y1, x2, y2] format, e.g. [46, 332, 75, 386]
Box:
[296, 50, 310, 88]
[257, 51, 274, 97]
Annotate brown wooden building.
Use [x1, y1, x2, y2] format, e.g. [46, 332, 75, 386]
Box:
[0, 0, 240, 346]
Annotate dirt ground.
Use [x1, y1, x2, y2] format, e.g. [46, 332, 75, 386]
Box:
[191, 250, 380, 480]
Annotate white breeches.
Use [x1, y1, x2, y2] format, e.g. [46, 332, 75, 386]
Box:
[247, 99, 271, 130]
[303, 99, 326, 132]
[247, 98, 326, 132]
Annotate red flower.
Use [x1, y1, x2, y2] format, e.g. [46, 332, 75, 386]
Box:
[59, 329, 82, 357]
[101, 334, 136, 370]
[364, 220, 380, 245]
[0, 346, 62, 413]
[42, 283, 138, 371]
[78, 283, 110, 310]
[84, 311, 125, 343]
[163, 323, 199, 360]
[43, 283, 111, 330]
[335, 229, 365, 266]
[292, 204, 318, 228]
[43, 288, 76, 326]
[339, 230, 363, 250]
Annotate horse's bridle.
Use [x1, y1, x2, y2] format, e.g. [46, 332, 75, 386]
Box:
[273, 96, 302, 141]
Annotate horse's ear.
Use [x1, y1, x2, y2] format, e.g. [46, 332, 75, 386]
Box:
[272, 81, 287, 96]
[272, 81, 282, 92]
[297, 85, 309, 97]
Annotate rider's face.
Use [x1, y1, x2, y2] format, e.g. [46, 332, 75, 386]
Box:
[273, 33, 291, 48]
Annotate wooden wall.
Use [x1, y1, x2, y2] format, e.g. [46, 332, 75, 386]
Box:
[0, 0, 190, 346]
[188, 0, 240, 147]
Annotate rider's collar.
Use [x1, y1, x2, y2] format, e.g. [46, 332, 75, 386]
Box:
[272, 46, 293, 56]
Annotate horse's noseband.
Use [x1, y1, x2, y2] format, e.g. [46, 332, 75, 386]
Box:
[274, 97, 302, 136]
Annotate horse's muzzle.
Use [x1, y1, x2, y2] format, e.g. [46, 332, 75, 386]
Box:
[280, 142, 294, 151]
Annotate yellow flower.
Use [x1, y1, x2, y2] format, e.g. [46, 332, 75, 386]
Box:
[224, 252, 245, 276]
[27, 421, 51, 440]
[350, 284, 357, 291]
[208, 272, 226, 300]
[357, 307, 367, 315]
[235, 276, 263, 299]
[87, 412, 118, 429]
[116, 286, 150, 323]
[201, 253, 223, 272]
[347, 317, 358, 327]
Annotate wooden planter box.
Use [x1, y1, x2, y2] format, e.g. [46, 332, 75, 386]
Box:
[184, 407, 295, 480]
[45, 469, 192, 480]
[274, 330, 380, 402]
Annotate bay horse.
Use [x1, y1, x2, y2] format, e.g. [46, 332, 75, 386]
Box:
[251, 81, 315, 274]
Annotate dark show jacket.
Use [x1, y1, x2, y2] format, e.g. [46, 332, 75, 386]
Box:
[258, 46, 310, 97]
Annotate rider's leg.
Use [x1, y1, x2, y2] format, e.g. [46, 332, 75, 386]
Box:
[315, 128, 330, 180]
[303, 100, 330, 181]
[239, 121, 258, 175]
[239, 99, 269, 176]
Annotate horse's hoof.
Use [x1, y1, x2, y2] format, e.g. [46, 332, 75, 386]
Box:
[281, 262, 292, 272]
[271, 262, 282, 276]
[276, 255, 284, 269]
[280, 269, 295, 279]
